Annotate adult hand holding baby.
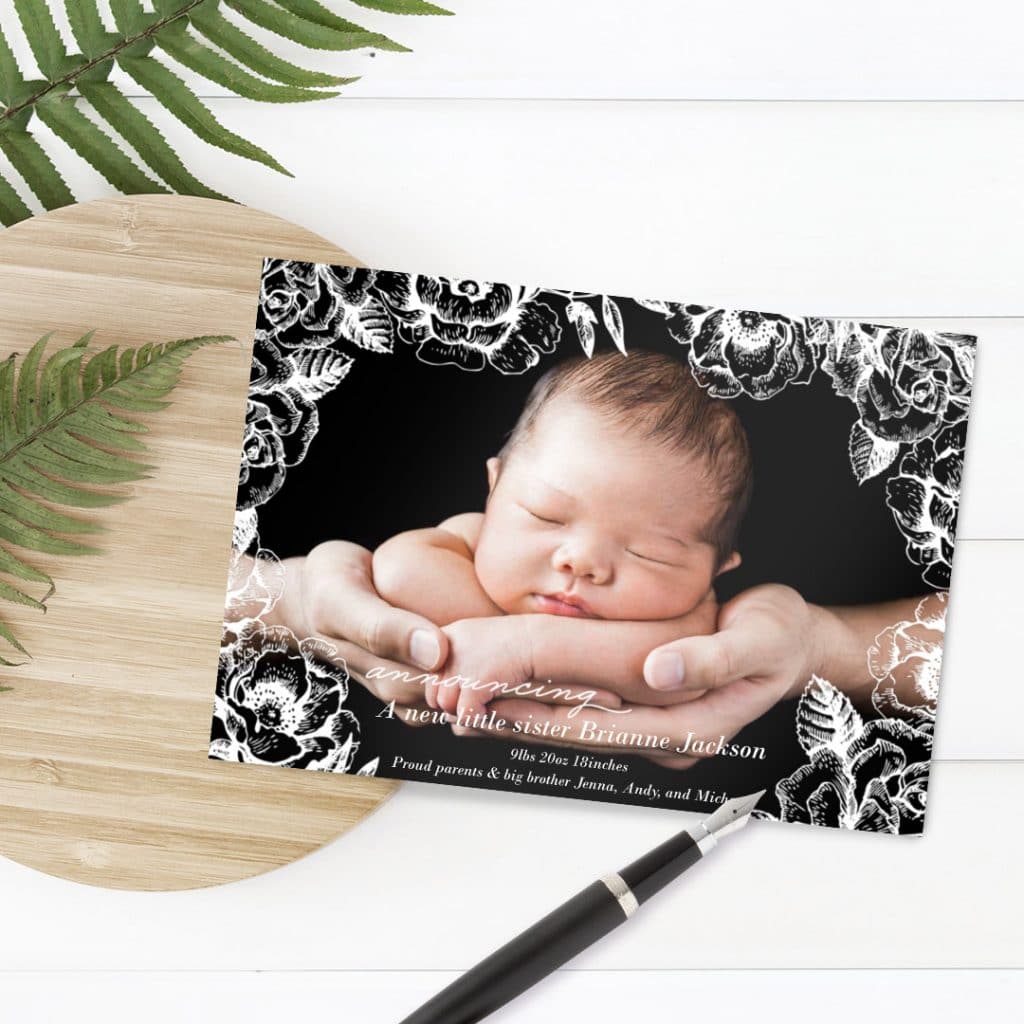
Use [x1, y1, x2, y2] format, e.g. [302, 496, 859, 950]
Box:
[643, 583, 821, 707]
[484, 584, 827, 768]
[266, 540, 449, 712]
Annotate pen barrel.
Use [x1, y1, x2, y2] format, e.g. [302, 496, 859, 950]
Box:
[619, 826, 703, 905]
[397, 880, 628, 1024]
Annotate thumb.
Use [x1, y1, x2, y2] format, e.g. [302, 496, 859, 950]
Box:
[336, 594, 449, 672]
[644, 627, 764, 693]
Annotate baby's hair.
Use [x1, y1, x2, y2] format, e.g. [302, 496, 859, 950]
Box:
[500, 350, 753, 570]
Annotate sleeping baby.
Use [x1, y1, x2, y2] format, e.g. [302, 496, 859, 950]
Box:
[371, 349, 753, 722]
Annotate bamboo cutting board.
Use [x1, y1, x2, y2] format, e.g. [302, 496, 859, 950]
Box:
[0, 196, 397, 891]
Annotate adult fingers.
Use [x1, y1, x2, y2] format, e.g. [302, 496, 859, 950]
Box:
[327, 636, 435, 709]
[643, 613, 779, 694]
[311, 565, 448, 673]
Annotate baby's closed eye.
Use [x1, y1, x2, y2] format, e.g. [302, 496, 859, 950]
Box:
[520, 503, 565, 526]
[625, 548, 685, 567]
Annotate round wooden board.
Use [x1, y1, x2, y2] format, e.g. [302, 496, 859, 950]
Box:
[0, 196, 399, 891]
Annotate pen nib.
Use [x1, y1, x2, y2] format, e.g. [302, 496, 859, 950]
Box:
[701, 790, 766, 840]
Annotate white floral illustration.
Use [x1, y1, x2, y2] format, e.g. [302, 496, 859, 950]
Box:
[764, 594, 946, 834]
[213, 625, 358, 772]
[769, 676, 932, 833]
[868, 592, 946, 730]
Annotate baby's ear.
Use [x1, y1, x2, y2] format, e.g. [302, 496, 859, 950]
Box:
[486, 456, 502, 495]
[715, 551, 741, 576]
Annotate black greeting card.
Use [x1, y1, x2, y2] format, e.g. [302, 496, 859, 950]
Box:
[210, 259, 975, 834]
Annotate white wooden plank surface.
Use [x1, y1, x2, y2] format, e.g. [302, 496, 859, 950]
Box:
[4, 970, 1022, 1024]
[8, 1, 1024, 100]
[0, 763, 1020, 971]
[7, 101, 1021, 317]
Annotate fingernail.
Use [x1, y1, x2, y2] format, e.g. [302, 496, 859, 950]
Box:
[648, 651, 685, 690]
[410, 629, 440, 670]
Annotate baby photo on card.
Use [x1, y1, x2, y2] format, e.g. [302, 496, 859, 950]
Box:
[209, 258, 976, 834]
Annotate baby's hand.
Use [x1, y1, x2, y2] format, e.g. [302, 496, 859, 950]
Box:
[429, 616, 622, 733]
[422, 616, 531, 722]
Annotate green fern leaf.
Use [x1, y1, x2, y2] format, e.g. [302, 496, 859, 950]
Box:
[36, 90, 167, 195]
[121, 54, 292, 176]
[13, 0, 68, 80]
[65, 0, 110, 58]
[0, 0, 453, 222]
[226, 0, 410, 52]
[78, 81, 227, 199]
[0, 24, 25, 105]
[0, 578, 47, 612]
[154, 21, 340, 102]
[0, 130, 75, 210]
[0, 173, 33, 227]
[350, 0, 454, 14]
[275, 0, 417, 46]
[189, 4, 358, 87]
[0, 331, 230, 659]
[0, 621, 29, 657]
[108, 0, 153, 37]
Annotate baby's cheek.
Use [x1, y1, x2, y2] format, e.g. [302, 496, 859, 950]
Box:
[473, 539, 521, 614]
[617, 573, 698, 620]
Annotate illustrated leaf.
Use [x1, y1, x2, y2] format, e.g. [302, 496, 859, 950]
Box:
[340, 297, 394, 352]
[795, 676, 862, 757]
[0, 331, 230, 660]
[0, 0, 454, 223]
[848, 420, 901, 484]
[566, 300, 598, 358]
[602, 295, 626, 355]
[635, 297, 673, 315]
[291, 347, 353, 399]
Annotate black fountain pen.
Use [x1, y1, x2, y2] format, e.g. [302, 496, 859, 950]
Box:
[398, 790, 764, 1024]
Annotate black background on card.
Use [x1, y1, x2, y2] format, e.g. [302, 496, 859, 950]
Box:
[255, 300, 928, 814]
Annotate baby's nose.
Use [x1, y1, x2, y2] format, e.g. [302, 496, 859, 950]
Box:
[552, 540, 612, 584]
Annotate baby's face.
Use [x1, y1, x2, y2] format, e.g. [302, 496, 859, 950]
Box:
[474, 398, 739, 621]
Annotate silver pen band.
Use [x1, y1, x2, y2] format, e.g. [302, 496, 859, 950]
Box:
[600, 872, 640, 919]
[687, 822, 717, 855]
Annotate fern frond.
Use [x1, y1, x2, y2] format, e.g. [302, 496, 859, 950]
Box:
[36, 89, 168, 195]
[189, 4, 357, 87]
[78, 80, 226, 199]
[0, 129, 75, 212]
[0, 0, 453, 223]
[0, 331, 230, 659]
[121, 53, 292, 176]
[351, 0, 454, 14]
